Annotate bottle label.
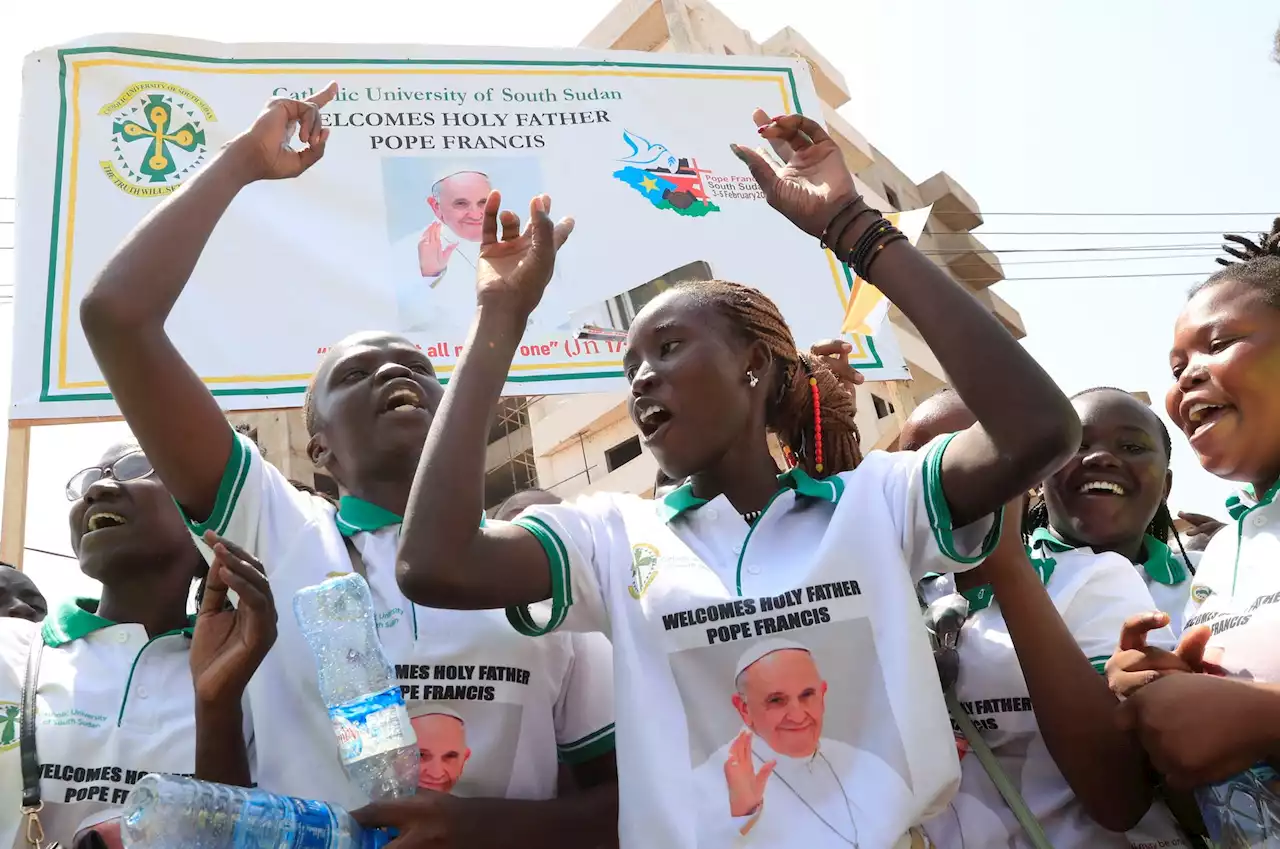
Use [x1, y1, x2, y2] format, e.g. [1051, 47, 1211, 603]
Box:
[290, 798, 339, 849]
[329, 686, 414, 765]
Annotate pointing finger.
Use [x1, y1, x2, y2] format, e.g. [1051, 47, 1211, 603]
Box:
[481, 191, 502, 246]
[305, 81, 340, 110]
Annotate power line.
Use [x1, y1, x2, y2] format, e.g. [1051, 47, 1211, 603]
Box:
[24, 546, 75, 561]
[995, 251, 1221, 266]
[921, 243, 1222, 255]
[969, 230, 1248, 237]
[1003, 271, 1206, 283]
[928, 210, 1278, 217]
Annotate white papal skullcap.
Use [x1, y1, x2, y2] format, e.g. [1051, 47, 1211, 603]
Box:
[408, 704, 466, 725]
[733, 638, 812, 681]
[431, 169, 490, 194]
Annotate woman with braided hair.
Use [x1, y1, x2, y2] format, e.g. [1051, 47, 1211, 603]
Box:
[393, 110, 1079, 848]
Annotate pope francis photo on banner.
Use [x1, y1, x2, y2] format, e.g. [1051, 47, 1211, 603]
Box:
[393, 169, 491, 333]
[694, 639, 921, 848]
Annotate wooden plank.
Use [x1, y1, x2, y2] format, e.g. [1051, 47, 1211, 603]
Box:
[1, 423, 32, 569]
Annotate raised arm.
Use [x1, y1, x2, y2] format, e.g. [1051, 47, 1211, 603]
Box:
[397, 193, 574, 609]
[736, 114, 1078, 526]
[80, 85, 335, 520]
[980, 504, 1154, 830]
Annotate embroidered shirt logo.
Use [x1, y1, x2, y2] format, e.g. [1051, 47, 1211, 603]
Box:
[629, 544, 660, 599]
[1191, 584, 1213, 604]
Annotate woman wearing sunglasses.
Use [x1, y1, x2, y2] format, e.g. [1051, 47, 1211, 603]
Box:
[905, 391, 1191, 849]
[0, 442, 277, 849]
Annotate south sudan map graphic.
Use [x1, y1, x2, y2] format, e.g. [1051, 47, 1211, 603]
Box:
[612, 130, 721, 217]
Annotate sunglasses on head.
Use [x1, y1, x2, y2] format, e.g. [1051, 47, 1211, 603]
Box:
[923, 591, 971, 694]
[65, 451, 155, 501]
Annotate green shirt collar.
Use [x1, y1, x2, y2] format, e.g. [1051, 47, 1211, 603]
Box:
[1226, 479, 1280, 521]
[41, 598, 194, 648]
[657, 467, 844, 524]
[1029, 527, 1186, 586]
[336, 495, 403, 537]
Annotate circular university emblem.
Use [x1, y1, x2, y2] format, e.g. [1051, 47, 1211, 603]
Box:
[99, 83, 217, 198]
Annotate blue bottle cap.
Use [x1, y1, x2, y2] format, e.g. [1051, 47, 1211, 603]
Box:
[364, 827, 399, 849]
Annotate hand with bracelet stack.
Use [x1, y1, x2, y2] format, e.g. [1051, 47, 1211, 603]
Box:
[730, 110, 905, 281]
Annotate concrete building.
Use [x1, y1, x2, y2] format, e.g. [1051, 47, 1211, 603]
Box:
[232, 0, 1026, 510]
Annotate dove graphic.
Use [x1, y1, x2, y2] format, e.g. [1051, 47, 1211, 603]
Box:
[619, 129, 679, 172]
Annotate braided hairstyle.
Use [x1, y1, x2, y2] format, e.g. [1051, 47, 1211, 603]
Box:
[1023, 387, 1194, 573]
[1196, 217, 1280, 310]
[677, 280, 861, 477]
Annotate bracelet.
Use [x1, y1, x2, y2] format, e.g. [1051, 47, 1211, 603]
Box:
[829, 207, 880, 257]
[853, 225, 901, 279]
[861, 232, 909, 280]
[820, 197, 863, 250]
[846, 219, 895, 272]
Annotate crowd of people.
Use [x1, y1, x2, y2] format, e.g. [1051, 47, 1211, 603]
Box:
[0, 47, 1278, 849]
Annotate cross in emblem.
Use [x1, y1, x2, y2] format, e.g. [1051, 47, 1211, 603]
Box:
[0, 705, 18, 747]
[114, 94, 206, 183]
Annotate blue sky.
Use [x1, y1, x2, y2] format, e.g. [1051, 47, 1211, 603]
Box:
[1, 0, 1278, 603]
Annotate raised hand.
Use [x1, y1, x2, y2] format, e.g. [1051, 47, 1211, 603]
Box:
[474, 192, 575, 321]
[731, 111, 858, 239]
[811, 339, 864, 399]
[230, 82, 337, 183]
[419, 221, 457, 277]
[190, 531, 278, 707]
[1104, 613, 1210, 698]
[724, 730, 776, 818]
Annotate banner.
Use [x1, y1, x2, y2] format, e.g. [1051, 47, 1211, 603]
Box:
[11, 36, 911, 421]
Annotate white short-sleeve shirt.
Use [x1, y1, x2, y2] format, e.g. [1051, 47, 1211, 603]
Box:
[920, 540, 1184, 849]
[0, 599, 251, 849]
[1181, 481, 1280, 841]
[1029, 529, 1194, 636]
[184, 431, 616, 810]
[505, 434, 1003, 849]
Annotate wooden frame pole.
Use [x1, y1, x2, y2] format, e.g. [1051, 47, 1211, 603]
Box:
[1, 423, 32, 570]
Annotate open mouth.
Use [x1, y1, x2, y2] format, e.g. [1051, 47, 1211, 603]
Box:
[1184, 402, 1231, 438]
[382, 387, 424, 414]
[634, 400, 673, 441]
[86, 512, 127, 532]
[1077, 480, 1127, 497]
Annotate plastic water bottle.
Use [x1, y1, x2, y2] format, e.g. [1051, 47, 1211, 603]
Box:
[1195, 765, 1280, 848]
[121, 774, 392, 849]
[294, 573, 418, 801]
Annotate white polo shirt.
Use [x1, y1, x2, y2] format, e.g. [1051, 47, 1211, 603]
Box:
[1181, 481, 1280, 841]
[919, 538, 1184, 849]
[504, 433, 1002, 849]
[1029, 529, 1194, 636]
[184, 431, 615, 811]
[0, 599, 248, 848]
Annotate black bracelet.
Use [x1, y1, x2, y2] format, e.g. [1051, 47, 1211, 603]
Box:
[820, 196, 863, 250]
[847, 219, 895, 272]
[829, 207, 879, 256]
[861, 232, 909, 280]
[853, 225, 900, 278]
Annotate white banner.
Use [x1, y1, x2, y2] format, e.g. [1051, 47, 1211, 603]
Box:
[11, 35, 910, 421]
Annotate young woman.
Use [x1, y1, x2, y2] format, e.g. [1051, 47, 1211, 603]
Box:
[905, 391, 1190, 848]
[82, 88, 619, 848]
[1109, 222, 1280, 845]
[0, 442, 272, 849]
[385, 113, 1079, 848]
[1028, 387, 1196, 634]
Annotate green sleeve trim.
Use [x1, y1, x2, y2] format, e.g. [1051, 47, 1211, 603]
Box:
[503, 516, 572, 637]
[921, 432, 1005, 565]
[181, 430, 252, 537]
[1088, 655, 1110, 675]
[557, 723, 616, 764]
